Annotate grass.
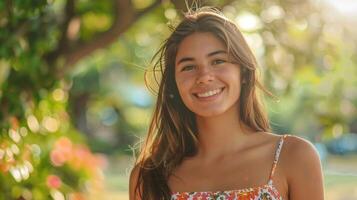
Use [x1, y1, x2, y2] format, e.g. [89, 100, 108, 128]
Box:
[324, 154, 357, 200]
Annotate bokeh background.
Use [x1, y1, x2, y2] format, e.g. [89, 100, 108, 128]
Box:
[1, 0, 357, 199]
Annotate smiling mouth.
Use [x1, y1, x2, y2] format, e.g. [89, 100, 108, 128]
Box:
[194, 87, 225, 98]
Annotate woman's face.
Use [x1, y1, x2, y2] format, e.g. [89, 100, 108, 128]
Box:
[175, 32, 242, 117]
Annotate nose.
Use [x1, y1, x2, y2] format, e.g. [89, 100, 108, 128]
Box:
[195, 66, 214, 85]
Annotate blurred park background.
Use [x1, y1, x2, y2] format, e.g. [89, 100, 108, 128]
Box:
[1, 0, 357, 199]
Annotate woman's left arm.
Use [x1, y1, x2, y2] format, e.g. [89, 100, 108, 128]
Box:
[285, 136, 325, 200]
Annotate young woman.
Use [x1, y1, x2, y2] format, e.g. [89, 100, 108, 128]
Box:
[129, 7, 324, 200]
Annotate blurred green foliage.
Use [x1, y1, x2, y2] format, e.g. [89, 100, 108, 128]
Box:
[0, 0, 108, 199]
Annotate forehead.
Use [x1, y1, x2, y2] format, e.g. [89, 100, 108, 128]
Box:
[175, 32, 227, 63]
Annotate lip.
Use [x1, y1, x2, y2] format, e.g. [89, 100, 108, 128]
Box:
[193, 87, 225, 101]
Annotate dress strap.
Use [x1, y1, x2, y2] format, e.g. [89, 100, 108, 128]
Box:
[268, 134, 288, 185]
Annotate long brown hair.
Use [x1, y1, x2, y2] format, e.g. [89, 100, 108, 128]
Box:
[134, 6, 273, 200]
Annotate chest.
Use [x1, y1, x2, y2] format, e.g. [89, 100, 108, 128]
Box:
[168, 147, 275, 192]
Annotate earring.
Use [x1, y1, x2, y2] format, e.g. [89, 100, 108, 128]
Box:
[169, 94, 174, 98]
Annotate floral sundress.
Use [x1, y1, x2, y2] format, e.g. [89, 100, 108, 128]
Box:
[171, 135, 289, 200]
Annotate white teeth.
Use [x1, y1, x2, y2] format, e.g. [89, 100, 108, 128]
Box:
[196, 88, 222, 98]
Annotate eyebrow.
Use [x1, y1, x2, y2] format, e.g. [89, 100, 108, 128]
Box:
[176, 50, 227, 66]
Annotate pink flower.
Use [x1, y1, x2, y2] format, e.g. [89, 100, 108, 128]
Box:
[55, 137, 73, 160]
[46, 174, 62, 189]
[50, 149, 66, 166]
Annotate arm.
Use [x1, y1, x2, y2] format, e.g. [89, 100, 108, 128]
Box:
[129, 165, 142, 200]
[285, 136, 325, 200]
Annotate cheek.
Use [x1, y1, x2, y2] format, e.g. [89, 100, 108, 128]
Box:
[219, 66, 242, 96]
[231, 72, 242, 92]
[218, 65, 241, 84]
[175, 75, 192, 99]
[176, 80, 189, 98]
[175, 76, 198, 111]
[176, 70, 195, 84]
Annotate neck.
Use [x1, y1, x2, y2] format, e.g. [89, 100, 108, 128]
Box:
[195, 105, 255, 160]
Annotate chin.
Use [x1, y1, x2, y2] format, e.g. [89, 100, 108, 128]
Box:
[192, 108, 228, 118]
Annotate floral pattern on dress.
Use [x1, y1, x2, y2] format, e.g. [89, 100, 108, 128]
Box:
[171, 183, 283, 200]
[171, 135, 288, 200]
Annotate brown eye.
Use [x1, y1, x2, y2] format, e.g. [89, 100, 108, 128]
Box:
[181, 65, 195, 71]
[212, 59, 226, 65]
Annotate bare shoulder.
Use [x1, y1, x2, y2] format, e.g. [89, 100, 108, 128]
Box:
[129, 164, 141, 200]
[280, 134, 325, 199]
[282, 135, 321, 167]
[281, 135, 321, 173]
[284, 135, 317, 151]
